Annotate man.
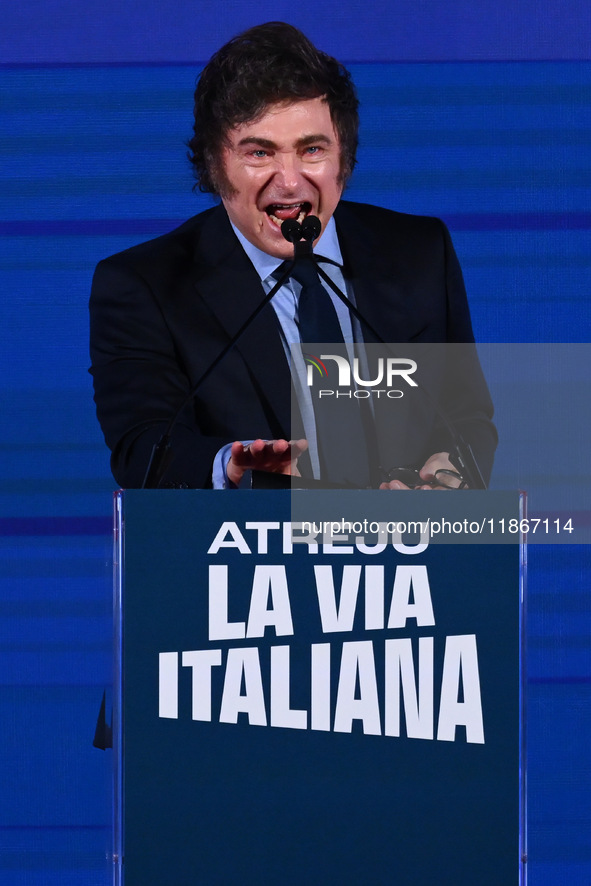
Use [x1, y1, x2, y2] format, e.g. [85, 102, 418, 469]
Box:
[89, 22, 496, 490]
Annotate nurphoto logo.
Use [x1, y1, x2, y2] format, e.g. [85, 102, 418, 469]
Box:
[304, 353, 418, 400]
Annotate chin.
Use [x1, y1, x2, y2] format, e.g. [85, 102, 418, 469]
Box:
[258, 225, 295, 257]
[266, 242, 295, 260]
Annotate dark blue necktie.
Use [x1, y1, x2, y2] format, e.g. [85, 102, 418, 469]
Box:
[281, 258, 371, 487]
[289, 257, 344, 345]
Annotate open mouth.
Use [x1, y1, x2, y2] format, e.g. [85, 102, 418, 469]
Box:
[265, 202, 311, 228]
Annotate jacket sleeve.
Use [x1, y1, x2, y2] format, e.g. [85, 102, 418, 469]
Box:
[422, 221, 498, 485]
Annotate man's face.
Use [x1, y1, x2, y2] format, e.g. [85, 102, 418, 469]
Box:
[219, 97, 344, 259]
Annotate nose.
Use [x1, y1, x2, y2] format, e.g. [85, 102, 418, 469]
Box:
[273, 152, 305, 191]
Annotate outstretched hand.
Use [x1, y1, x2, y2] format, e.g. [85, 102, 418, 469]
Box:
[227, 438, 309, 487]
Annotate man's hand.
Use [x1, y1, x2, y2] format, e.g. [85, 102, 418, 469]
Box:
[379, 452, 463, 490]
[227, 438, 308, 487]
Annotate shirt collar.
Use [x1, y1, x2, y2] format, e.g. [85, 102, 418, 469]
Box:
[230, 214, 343, 282]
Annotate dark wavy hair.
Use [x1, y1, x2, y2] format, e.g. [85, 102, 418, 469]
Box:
[187, 22, 359, 194]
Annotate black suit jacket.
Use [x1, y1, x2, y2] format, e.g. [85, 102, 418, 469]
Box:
[89, 200, 496, 488]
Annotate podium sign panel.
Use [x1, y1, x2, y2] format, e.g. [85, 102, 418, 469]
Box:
[115, 490, 524, 885]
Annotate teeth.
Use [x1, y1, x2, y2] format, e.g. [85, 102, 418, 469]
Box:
[267, 204, 309, 228]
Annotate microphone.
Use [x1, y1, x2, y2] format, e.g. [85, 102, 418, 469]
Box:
[281, 218, 302, 244]
[301, 215, 321, 241]
[281, 215, 321, 256]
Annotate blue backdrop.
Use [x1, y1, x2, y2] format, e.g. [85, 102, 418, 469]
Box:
[1, 2, 590, 883]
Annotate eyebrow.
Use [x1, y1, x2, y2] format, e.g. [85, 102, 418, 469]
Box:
[236, 133, 334, 149]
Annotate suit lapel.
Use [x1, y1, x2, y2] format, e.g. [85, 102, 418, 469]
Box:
[334, 202, 414, 343]
[190, 206, 293, 437]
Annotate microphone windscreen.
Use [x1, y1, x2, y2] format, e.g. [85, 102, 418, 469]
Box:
[301, 215, 321, 241]
[281, 219, 302, 243]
